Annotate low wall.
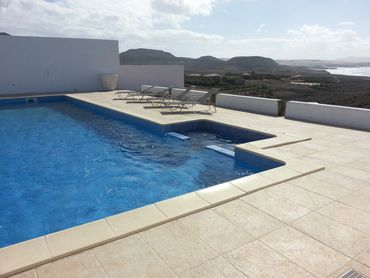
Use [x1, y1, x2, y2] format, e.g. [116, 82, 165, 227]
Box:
[216, 94, 282, 116]
[118, 65, 184, 91]
[285, 101, 370, 131]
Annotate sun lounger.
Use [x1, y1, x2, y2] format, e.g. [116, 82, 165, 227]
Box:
[144, 86, 195, 107]
[163, 88, 220, 112]
[114, 85, 155, 100]
[126, 87, 172, 103]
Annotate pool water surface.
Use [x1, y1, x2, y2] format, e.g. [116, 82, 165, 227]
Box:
[0, 99, 280, 247]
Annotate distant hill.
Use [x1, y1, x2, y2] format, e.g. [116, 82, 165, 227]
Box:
[119, 48, 175, 64]
[227, 56, 279, 71]
[120, 48, 295, 74]
[0, 32, 11, 36]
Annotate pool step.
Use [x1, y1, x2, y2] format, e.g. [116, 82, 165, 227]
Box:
[206, 145, 235, 157]
[166, 132, 190, 140]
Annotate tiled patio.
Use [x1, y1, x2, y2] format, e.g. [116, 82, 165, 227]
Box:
[6, 92, 370, 277]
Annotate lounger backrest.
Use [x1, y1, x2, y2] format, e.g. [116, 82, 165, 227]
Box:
[196, 88, 220, 104]
[141, 85, 168, 94]
[174, 86, 194, 100]
[141, 85, 155, 93]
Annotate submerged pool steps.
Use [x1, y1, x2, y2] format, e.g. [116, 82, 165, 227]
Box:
[206, 145, 235, 157]
[166, 132, 235, 157]
[165, 132, 190, 140]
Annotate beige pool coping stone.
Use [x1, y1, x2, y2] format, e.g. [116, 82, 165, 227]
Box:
[0, 92, 325, 277]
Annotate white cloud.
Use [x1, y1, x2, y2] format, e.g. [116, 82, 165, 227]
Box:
[221, 24, 370, 59]
[0, 0, 223, 51]
[151, 0, 217, 16]
[1, 1, 369, 59]
[256, 23, 265, 32]
[339, 21, 355, 27]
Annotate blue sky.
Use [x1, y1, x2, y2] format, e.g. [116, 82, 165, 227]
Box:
[186, 0, 369, 38]
[1, 0, 369, 59]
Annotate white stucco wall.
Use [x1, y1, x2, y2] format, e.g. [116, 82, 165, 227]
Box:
[0, 35, 119, 95]
[216, 94, 282, 116]
[285, 101, 370, 131]
[118, 65, 184, 90]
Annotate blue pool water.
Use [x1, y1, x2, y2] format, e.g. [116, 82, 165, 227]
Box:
[0, 99, 280, 247]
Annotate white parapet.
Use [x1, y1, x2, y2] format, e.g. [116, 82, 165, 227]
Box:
[285, 101, 370, 131]
[216, 94, 282, 116]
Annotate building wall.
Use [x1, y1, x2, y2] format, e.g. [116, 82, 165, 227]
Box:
[0, 35, 119, 95]
[117, 65, 184, 90]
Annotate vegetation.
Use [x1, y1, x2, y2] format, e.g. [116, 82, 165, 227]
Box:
[121, 48, 370, 109]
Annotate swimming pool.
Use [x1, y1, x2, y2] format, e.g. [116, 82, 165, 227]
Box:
[0, 96, 282, 247]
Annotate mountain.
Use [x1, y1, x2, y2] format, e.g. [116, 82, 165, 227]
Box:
[0, 32, 11, 36]
[119, 48, 176, 64]
[227, 56, 279, 71]
[119, 48, 290, 74]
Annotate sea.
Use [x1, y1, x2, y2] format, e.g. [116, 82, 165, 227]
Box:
[326, 67, 370, 77]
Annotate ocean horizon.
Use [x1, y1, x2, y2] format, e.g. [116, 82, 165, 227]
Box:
[326, 66, 370, 77]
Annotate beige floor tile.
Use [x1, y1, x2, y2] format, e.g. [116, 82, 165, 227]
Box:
[346, 157, 370, 172]
[9, 270, 37, 278]
[179, 256, 245, 278]
[279, 141, 327, 156]
[214, 199, 284, 238]
[312, 170, 368, 191]
[285, 158, 325, 174]
[267, 182, 331, 210]
[331, 165, 370, 183]
[261, 226, 350, 277]
[93, 235, 175, 278]
[0, 237, 51, 277]
[292, 212, 370, 258]
[241, 190, 310, 223]
[302, 156, 341, 169]
[140, 221, 217, 274]
[36, 251, 107, 278]
[180, 209, 254, 253]
[339, 192, 370, 213]
[225, 240, 314, 278]
[259, 166, 303, 183]
[356, 248, 370, 268]
[289, 174, 352, 200]
[319, 133, 361, 145]
[359, 186, 370, 198]
[308, 149, 367, 164]
[318, 202, 370, 234]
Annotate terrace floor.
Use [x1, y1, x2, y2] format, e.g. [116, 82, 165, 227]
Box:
[7, 92, 370, 278]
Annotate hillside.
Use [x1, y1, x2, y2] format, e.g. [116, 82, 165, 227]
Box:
[119, 48, 313, 75]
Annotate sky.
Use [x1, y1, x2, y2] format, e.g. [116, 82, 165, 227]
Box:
[1, 0, 370, 59]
